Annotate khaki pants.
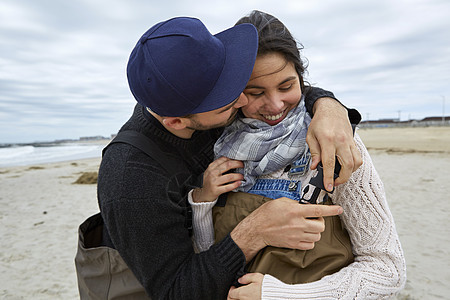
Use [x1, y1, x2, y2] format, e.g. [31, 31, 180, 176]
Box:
[213, 192, 354, 284]
[74, 213, 150, 299]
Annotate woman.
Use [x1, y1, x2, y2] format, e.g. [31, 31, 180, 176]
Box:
[191, 10, 406, 299]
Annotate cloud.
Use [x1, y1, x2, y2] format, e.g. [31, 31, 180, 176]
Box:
[282, 0, 450, 120]
[1, 0, 449, 142]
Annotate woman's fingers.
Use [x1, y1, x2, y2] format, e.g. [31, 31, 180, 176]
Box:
[238, 273, 264, 285]
[207, 157, 243, 176]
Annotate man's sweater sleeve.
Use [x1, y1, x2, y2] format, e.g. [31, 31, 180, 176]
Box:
[303, 86, 337, 115]
[98, 144, 246, 299]
[304, 86, 362, 126]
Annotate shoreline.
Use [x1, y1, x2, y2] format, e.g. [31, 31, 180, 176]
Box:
[0, 138, 111, 148]
[0, 140, 110, 168]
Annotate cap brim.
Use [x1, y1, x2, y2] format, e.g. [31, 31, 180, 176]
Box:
[189, 23, 258, 114]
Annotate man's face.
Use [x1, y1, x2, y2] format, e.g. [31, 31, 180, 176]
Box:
[185, 93, 248, 130]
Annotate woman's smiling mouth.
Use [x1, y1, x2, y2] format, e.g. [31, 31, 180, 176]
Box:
[262, 109, 287, 125]
[263, 111, 284, 121]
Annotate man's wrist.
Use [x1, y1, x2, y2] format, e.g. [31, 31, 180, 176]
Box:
[230, 214, 266, 262]
[312, 97, 347, 115]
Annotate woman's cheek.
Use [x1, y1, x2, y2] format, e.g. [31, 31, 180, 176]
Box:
[241, 107, 251, 118]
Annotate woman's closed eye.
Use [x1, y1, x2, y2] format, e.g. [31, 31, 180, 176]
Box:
[279, 83, 293, 91]
[246, 90, 264, 97]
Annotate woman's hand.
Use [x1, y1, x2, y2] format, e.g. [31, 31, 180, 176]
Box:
[228, 273, 264, 300]
[308, 98, 362, 191]
[192, 156, 244, 203]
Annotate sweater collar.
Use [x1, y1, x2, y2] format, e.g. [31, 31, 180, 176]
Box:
[137, 104, 220, 150]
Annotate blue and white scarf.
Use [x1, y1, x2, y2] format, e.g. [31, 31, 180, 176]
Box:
[214, 96, 311, 192]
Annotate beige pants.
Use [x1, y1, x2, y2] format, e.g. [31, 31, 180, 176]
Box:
[213, 192, 354, 284]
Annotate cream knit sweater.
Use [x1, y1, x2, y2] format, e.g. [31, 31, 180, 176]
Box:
[189, 133, 406, 299]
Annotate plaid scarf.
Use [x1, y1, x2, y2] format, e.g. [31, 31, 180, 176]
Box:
[214, 96, 310, 192]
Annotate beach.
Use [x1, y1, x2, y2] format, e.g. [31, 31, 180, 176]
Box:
[1, 126, 449, 299]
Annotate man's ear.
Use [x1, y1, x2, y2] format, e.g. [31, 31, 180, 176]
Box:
[162, 117, 188, 130]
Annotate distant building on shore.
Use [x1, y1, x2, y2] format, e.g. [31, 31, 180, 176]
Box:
[79, 135, 108, 141]
[360, 116, 450, 128]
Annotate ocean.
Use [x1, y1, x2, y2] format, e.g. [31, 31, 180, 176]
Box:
[0, 143, 106, 167]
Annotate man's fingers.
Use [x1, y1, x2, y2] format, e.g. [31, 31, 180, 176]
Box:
[350, 143, 363, 171]
[301, 232, 322, 243]
[320, 148, 336, 192]
[334, 150, 353, 186]
[310, 153, 320, 170]
[303, 216, 325, 233]
[301, 204, 343, 218]
[306, 133, 321, 170]
[334, 141, 362, 185]
[297, 241, 316, 250]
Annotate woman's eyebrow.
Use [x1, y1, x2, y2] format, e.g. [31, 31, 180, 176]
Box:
[245, 84, 264, 89]
[278, 76, 297, 85]
[245, 76, 297, 89]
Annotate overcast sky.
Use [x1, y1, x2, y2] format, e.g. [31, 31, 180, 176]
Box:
[1, 0, 449, 143]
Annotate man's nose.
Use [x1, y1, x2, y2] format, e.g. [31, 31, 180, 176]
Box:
[234, 93, 248, 108]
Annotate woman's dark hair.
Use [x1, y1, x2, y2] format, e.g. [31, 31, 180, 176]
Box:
[236, 10, 308, 90]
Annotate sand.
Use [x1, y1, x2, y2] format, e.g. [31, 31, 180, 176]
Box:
[1, 126, 449, 299]
[0, 159, 101, 299]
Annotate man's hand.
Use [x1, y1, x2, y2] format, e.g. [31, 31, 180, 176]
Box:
[307, 97, 362, 191]
[230, 197, 343, 262]
[192, 157, 244, 203]
[228, 273, 264, 300]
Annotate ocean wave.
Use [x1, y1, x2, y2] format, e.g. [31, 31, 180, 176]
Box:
[0, 145, 35, 159]
[0, 144, 104, 167]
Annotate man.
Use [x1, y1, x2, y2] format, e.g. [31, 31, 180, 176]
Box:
[76, 17, 361, 299]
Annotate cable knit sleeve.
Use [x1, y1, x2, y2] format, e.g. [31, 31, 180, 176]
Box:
[261, 132, 407, 299]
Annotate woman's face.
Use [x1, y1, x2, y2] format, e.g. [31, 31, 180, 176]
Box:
[242, 52, 302, 126]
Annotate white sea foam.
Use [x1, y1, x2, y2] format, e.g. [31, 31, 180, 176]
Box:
[0, 143, 104, 167]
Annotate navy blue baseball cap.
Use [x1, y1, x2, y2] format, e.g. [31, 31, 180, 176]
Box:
[127, 17, 258, 117]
